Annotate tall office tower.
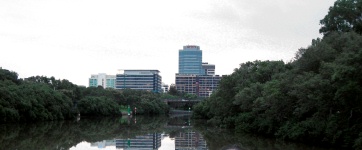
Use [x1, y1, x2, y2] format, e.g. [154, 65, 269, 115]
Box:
[202, 62, 215, 75]
[89, 73, 116, 88]
[179, 45, 203, 75]
[176, 45, 221, 98]
[115, 70, 162, 93]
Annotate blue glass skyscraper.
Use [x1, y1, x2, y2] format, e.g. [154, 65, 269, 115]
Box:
[178, 45, 203, 75]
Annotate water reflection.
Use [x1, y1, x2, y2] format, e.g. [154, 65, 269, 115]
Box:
[174, 130, 207, 150]
[0, 115, 336, 150]
[87, 115, 204, 150]
[89, 133, 161, 149]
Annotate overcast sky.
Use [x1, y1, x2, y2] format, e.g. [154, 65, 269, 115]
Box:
[0, 0, 335, 86]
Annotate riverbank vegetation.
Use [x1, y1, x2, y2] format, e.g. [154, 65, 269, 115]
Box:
[0, 69, 169, 122]
[193, 0, 362, 149]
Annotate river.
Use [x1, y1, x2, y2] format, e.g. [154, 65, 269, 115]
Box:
[0, 114, 338, 150]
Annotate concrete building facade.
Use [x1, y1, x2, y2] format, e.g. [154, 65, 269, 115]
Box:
[175, 74, 221, 98]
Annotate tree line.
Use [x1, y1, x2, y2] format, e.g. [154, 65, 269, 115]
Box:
[0, 69, 169, 122]
[193, 0, 362, 149]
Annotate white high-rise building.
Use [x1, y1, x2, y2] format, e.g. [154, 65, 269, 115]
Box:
[89, 73, 116, 88]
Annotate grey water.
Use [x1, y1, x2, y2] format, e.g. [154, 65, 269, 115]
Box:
[0, 114, 338, 150]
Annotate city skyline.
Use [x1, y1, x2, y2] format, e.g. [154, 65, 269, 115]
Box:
[0, 0, 335, 86]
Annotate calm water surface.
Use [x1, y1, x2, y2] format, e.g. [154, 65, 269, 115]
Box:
[0, 114, 338, 150]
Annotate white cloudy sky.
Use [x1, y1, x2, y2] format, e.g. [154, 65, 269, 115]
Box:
[0, 0, 335, 86]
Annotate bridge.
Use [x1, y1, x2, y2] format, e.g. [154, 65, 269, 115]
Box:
[164, 99, 202, 110]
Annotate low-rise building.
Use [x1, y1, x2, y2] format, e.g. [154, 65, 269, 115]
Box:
[116, 70, 162, 93]
[162, 83, 169, 93]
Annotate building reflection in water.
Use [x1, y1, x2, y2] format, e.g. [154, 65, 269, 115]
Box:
[91, 131, 207, 150]
[168, 114, 208, 150]
[174, 131, 207, 150]
[91, 133, 161, 149]
[116, 133, 161, 149]
[90, 115, 207, 150]
[91, 140, 115, 148]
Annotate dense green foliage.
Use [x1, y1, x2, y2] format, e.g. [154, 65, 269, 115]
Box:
[193, 31, 362, 148]
[320, 0, 362, 35]
[168, 85, 179, 96]
[121, 89, 169, 115]
[167, 85, 199, 100]
[193, 1, 362, 148]
[0, 69, 169, 122]
[0, 71, 76, 122]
